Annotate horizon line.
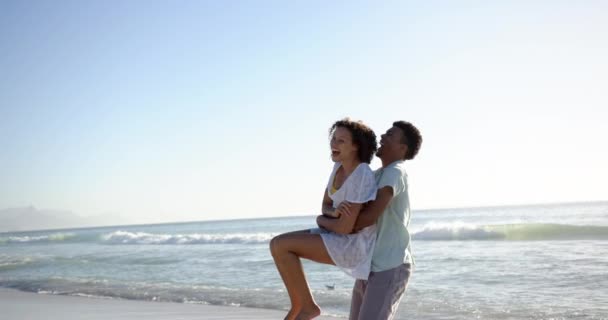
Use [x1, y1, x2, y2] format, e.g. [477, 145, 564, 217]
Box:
[2, 199, 606, 234]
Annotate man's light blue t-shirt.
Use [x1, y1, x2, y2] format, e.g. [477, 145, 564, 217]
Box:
[371, 160, 412, 272]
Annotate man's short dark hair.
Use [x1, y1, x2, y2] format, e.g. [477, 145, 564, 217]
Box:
[393, 121, 422, 160]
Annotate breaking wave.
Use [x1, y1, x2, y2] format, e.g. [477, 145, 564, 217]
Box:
[100, 231, 274, 245]
[0, 233, 76, 244]
[2, 223, 606, 246]
[412, 223, 608, 241]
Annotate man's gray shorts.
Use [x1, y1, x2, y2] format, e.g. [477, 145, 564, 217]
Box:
[349, 263, 412, 320]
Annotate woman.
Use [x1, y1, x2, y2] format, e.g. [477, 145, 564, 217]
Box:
[270, 118, 378, 320]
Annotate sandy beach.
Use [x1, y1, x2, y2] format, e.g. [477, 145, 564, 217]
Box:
[0, 288, 341, 320]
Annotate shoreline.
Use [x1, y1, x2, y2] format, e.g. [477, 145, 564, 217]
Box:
[0, 288, 342, 319]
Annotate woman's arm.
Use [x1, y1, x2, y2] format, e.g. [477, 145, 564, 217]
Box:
[321, 189, 339, 218]
[317, 202, 363, 235]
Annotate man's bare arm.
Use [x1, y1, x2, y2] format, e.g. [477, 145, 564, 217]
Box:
[353, 186, 394, 232]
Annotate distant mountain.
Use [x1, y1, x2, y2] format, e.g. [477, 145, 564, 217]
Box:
[0, 206, 118, 232]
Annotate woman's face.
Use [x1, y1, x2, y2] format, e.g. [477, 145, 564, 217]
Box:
[330, 126, 358, 163]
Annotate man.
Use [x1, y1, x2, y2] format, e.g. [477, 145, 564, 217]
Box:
[339, 121, 422, 320]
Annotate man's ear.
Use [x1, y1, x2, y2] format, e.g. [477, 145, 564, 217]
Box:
[401, 144, 409, 159]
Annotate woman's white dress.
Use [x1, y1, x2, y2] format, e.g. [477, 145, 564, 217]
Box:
[313, 162, 377, 280]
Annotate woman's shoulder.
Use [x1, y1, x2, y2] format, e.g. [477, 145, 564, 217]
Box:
[350, 163, 375, 181]
[354, 162, 374, 174]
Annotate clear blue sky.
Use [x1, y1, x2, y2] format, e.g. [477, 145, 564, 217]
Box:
[1, 1, 607, 224]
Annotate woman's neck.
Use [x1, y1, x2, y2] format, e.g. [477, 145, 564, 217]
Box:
[341, 158, 361, 175]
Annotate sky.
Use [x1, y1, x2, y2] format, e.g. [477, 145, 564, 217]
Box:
[1, 0, 607, 225]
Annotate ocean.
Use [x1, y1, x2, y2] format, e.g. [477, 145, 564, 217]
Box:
[1, 202, 607, 319]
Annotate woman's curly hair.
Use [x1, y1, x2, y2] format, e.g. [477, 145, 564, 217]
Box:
[329, 118, 378, 164]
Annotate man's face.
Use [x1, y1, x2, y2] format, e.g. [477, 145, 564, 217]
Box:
[376, 126, 407, 159]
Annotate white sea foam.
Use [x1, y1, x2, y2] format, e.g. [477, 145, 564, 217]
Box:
[0, 255, 35, 270]
[411, 221, 608, 240]
[0, 233, 76, 244]
[411, 222, 503, 240]
[101, 231, 274, 245]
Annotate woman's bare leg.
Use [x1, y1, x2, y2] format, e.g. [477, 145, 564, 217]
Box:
[270, 230, 309, 319]
[270, 231, 334, 320]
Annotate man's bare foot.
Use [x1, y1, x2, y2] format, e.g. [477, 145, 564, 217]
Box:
[295, 304, 321, 320]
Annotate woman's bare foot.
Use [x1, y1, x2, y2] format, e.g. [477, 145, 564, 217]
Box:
[284, 307, 301, 320]
[295, 304, 321, 320]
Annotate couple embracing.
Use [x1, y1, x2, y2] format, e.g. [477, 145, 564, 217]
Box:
[270, 118, 423, 320]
